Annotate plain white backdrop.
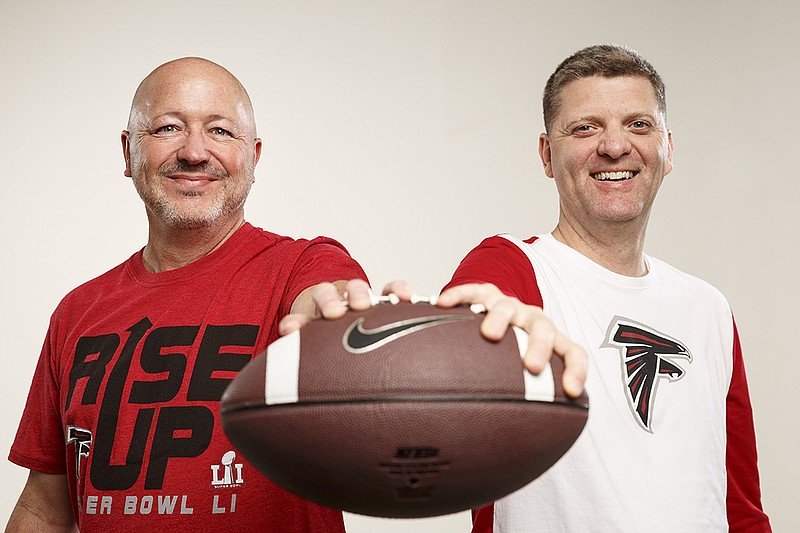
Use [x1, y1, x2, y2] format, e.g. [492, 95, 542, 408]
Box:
[1, 1, 797, 531]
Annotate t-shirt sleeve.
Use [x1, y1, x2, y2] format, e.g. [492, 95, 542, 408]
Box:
[442, 235, 543, 307]
[279, 237, 368, 319]
[8, 309, 69, 474]
[726, 318, 772, 532]
[449, 235, 540, 532]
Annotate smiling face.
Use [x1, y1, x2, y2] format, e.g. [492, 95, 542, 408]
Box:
[122, 58, 262, 229]
[539, 75, 673, 235]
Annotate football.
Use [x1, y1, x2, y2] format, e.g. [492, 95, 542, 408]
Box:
[220, 300, 589, 518]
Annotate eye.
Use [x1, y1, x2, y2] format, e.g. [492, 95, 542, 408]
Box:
[630, 120, 651, 130]
[154, 125, 178, 134]
[572, 124, 596, 136]
[211, 127, 233, 137]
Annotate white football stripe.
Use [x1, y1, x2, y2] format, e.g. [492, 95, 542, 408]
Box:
[512, 326, 555, 402]
[265, 330, 301, 405]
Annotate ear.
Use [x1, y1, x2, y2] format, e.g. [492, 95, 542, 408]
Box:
[251, 138, 263, 183]
[121, 131, 133, 177]
[253, 137, 263, 166]
[538, 133, 555, 179]
[664, 129, 675, 177]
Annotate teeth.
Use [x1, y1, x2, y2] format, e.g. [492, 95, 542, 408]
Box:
[593, 171, 634, 181]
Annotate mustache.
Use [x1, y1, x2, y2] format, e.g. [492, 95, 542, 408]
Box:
[158, 162, 229, 179]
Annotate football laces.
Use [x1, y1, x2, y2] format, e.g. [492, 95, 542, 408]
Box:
[342, 291, 486, 314]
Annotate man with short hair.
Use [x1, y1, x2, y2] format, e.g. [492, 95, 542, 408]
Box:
[445, 45, 771, 532]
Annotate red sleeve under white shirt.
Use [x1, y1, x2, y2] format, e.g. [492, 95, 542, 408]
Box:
[445, 234, 771, 533]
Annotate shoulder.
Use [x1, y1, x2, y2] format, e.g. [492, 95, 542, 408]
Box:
[445, 233, 544, 305]
[245, 224, 352, 256]
[649, 256, 731, 310]
[244, 225, 364, 282]
[462, 233, 541, 260]
[57, 255, 133, 311]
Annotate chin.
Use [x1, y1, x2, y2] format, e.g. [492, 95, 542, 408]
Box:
[142, 184, 249, 229]
[153, 199, 227, 229]
[592, 199, 649, 221]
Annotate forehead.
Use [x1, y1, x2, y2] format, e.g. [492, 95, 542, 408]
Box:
[133, 64, 251, 127]
[556, 76, 661, 122]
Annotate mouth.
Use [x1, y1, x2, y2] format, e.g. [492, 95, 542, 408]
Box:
[591, 171, 637, 182]
[167, 174, 221, 186]
[159, 163, 227, 182]
[168, 172, 220, 181]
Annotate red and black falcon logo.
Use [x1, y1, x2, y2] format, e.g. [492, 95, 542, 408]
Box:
[602, 317, 692, 433]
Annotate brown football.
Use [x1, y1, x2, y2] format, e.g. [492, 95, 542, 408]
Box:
[221, 301, 588, 518]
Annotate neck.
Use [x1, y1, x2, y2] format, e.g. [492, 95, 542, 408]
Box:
[141, 212, 245, 273]
[552, 216, 649, 277]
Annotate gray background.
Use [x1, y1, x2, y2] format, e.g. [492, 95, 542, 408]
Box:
[1, 1, 797, 531]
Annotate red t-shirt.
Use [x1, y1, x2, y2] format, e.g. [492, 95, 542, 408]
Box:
[9, 223, 366, 532]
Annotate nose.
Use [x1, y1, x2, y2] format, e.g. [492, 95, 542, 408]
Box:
[597, 125, 632, 159]
[176, 129, 210, 166]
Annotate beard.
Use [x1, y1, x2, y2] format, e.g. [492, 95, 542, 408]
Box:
[132, 161, 254, 229]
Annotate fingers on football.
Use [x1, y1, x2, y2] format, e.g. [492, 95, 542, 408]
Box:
[518, 308, 586, 398]
[343, 279, 373, 311]
[437, 283, 501, 309]
[311, 282, 348, 319]
[381, 279, 414, 302]
[439, 283, 587, 398]
[519, 311, 558, 375]
[556, 334, 588, 398]
[278, 313, 312, 336]
[479, 296, 518, 341]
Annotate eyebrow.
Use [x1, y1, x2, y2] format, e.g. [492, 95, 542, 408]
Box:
[149, 112, 235, 122]
[206, 114, 233, 123]
[565, 111, 660, 126]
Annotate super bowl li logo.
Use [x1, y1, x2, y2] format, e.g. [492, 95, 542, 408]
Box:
[211, 450, 245, 489]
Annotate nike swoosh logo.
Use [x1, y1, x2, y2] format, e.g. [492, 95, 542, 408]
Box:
[342, 314, 474, 354]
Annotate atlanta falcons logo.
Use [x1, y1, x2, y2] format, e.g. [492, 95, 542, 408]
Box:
[602, 317, 692, 433]
[66, 425, 92, 480]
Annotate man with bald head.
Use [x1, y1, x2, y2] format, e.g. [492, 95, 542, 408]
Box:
[5, 57, 370, 532]
[124, 58, 261, 242]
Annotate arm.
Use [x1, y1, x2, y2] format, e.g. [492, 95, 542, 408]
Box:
[280, 279, 415, 334]
[726, 320, 771, 532]
[8, 313, 77, 532]
[6, 471, 76, 533]
[280, 279, 374, 334]
[276, 238, 370, 334]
